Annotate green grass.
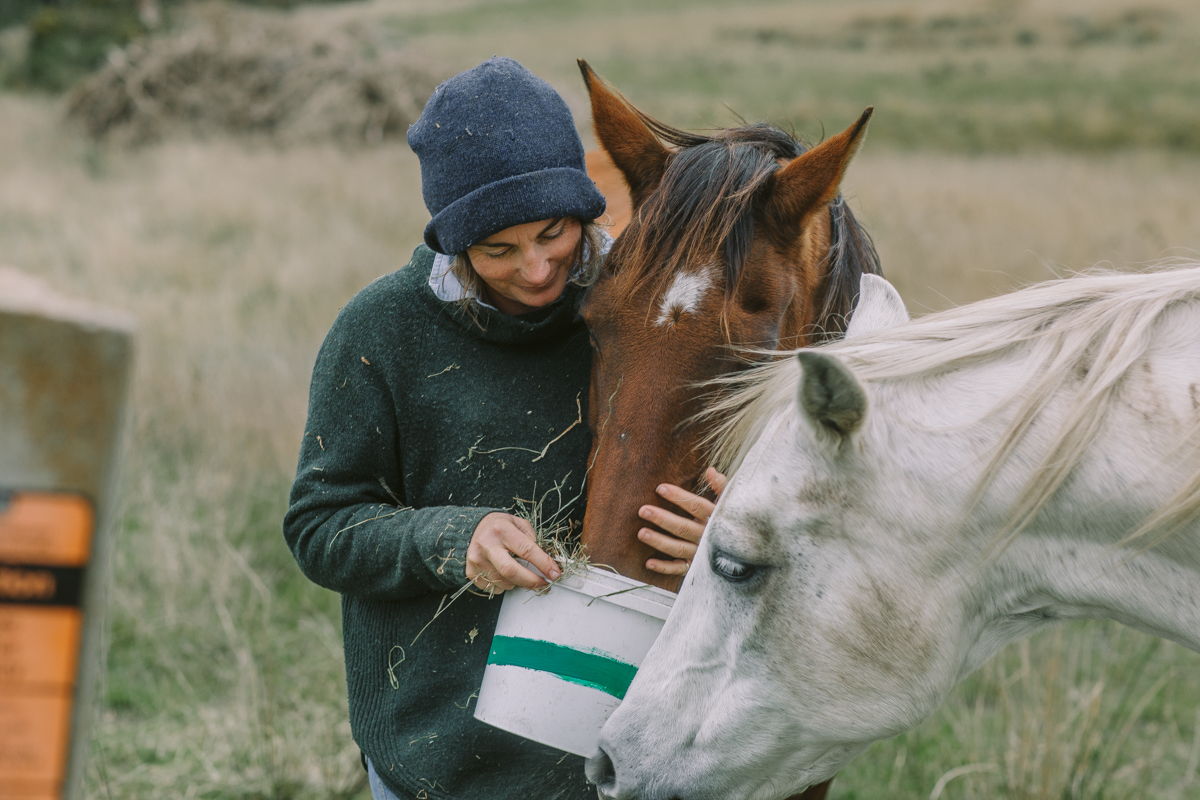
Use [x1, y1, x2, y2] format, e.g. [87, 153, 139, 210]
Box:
[0, 0, 1198, 797]
[837, 628, 1200, 799]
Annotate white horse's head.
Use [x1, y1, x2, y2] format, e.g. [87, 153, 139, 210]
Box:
[588, 275, 951, 799]
[590, 265, 1200, 799]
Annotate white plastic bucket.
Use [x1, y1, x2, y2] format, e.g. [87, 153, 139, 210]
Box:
[474, 565, 676, 757]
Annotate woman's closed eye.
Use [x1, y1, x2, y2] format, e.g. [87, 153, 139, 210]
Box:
[539, 222, 566, 241]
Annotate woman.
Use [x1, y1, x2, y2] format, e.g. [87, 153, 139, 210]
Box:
[284, 57, 718, 800]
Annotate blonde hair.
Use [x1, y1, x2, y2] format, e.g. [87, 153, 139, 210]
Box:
[449, 218, 607, 315]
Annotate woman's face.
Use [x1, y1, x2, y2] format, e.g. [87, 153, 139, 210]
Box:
[466, 217, 582, 315]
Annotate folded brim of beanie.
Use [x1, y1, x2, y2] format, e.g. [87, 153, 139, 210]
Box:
[423, 167, 607, 255]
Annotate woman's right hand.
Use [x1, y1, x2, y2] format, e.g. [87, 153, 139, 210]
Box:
[466, 512, 561, 593]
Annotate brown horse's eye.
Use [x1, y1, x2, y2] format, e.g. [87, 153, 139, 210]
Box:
[738, 287, 771, 315]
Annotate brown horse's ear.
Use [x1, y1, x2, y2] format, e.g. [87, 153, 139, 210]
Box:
[578, 59, 670, 208]
[765, 108, 873, 232]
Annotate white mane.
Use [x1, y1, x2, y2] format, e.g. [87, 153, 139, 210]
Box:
[710, 262, 1200, 548]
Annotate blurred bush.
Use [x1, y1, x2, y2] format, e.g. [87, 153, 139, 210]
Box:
[0, 0, 39, 28]
[66, 3, 439, 146]
[2, 0, 353, 92]
[22, 0, 146, 91]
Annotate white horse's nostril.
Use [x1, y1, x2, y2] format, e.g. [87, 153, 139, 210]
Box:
[585, 747, 619, 796]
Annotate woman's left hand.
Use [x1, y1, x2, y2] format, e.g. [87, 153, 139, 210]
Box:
[637, 467, 727, 576]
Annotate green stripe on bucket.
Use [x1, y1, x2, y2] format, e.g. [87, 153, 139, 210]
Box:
[488, 635, 639, 699]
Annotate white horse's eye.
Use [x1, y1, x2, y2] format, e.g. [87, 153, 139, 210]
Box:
[711, 550, 759, 583]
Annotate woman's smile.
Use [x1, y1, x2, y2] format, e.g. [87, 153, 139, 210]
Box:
[466, 217, 582, 315]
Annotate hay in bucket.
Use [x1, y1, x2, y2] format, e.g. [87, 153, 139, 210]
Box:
[65, 2, 440, 146]
[516, 476, 594, 584]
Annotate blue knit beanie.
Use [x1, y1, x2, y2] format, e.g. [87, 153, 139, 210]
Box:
[407, 57, 607, 255]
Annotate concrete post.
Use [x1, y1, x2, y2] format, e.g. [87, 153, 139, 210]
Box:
[0, 269, 135, 800]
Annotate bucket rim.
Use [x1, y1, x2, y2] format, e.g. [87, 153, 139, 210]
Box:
[519, 561, 676, 619]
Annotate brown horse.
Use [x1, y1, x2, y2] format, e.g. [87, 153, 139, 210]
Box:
[577, 62, 881, 800]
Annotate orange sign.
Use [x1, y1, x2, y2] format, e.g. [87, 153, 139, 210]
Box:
[0, 492, 94, 800]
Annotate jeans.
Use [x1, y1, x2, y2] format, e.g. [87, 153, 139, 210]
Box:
[367, 758, 405, 800]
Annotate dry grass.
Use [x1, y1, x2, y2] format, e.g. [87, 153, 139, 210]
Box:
[847, 150, 1200, 313]
[0, 92, 427, 799]
[836, 627, 1200, 799]
[1, 0, 1199, 797]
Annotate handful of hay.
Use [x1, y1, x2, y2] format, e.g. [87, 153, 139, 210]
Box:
[407, 478, 592, 649]
[517, 481, 595, 587]
[66, 3, 440, 146]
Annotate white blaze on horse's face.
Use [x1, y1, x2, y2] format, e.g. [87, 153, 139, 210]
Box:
[654, 268, 714, 327]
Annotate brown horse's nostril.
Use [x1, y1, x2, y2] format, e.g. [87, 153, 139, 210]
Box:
[585, 747, 618, 794]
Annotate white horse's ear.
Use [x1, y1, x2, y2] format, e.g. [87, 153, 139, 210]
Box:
[844, 273, 908, 339]
[796, 352, 866, 438]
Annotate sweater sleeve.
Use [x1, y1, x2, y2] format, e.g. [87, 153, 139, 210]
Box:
[283, 281, 498, 601]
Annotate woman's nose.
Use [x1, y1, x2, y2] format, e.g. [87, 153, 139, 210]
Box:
[522, 247, 554, 281]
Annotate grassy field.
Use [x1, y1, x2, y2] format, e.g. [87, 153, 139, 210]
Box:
[365, 0, 1200, 153]
[2, 0, 1199, 797]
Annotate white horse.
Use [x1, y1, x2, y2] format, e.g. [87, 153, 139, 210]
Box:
[588, 267, 1200, 800]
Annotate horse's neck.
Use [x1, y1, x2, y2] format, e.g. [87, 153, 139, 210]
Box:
[1004, 331, 1200, 653]
[995, 528, 1200, 653]
[1008, 403, 1200, 652]
[879, 358, 1200, 662]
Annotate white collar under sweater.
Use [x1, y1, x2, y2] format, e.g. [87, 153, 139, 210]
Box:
[429, 230, 613, 308]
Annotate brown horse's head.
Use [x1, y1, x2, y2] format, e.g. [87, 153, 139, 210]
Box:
[577, 61, 880, 592]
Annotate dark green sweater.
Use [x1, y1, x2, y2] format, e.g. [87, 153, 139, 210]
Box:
[284, 245, 594, 800]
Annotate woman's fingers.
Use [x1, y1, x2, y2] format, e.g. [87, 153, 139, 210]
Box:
[467, 551, 515, 591]
[638, 468, 728, 575]
[639, 501, 706, 545]
[639, 502, 705, 543]
[645, 557, 691, 576]
[472, 570, 515, 592]
[500, 520, 562, 583]
[637, 527, 697, 560]
[705, 467, 728, 496]
[486, 545, 552, 590]
[653, 482, 716, 525]
[638, 499, 702, 576]
[467, 512, 560, 593]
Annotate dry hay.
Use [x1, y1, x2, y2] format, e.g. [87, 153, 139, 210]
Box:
[65, 3, 441, 146]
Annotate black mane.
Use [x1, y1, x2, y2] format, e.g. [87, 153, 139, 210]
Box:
[613, 113, 881, 339]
